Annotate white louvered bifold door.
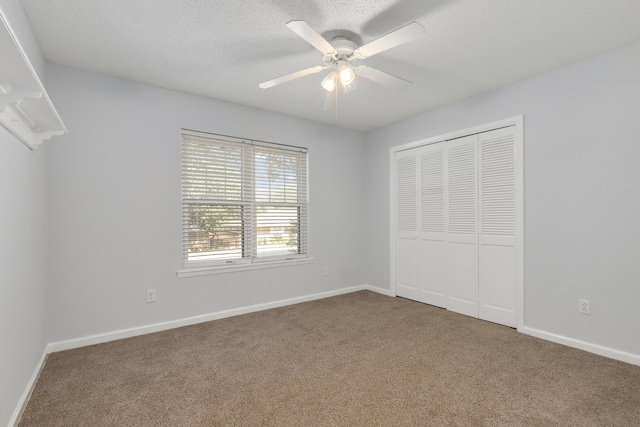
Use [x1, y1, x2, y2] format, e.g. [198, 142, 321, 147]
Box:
[446, 135, 479, 318]
[395, 150, 420, 301]
[418, 144, 447, 307]
[478, 127, 517, 327]
[393, 122, 521, 328]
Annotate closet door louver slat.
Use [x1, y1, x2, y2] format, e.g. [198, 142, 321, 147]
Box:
[448, 143, 477, 236]
[396, 155, 418, 233]
[481, 135, 515, 237]
[420, 149, 444, 234]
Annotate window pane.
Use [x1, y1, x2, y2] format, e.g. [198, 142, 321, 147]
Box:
[255, 148, 301, 204]
[256, 206, 299, 257]
[186, 204, 244, 261]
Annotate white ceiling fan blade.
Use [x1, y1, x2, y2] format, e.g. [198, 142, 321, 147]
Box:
[354, 21, 425, 59]
[259, 66, 326, 89]
[286, 21, 337, 56]
[355, 65, 412, 91]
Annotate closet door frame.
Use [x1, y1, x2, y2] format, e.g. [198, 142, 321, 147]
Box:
[389, 115, 524, 330]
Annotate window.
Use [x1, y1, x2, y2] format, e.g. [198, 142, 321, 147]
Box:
[181, 130, 308, 269]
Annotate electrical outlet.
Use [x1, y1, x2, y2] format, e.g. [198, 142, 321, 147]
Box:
[146, 289, 157, 303]
[323, 267, 329, 277]
[579, 299, 590, 315]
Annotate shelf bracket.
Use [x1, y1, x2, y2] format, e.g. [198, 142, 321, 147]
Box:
[0, 7, 67, 149]
[0, 83, 42, 111]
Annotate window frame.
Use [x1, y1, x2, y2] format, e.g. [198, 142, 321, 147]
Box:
[177, 129, 312, 278]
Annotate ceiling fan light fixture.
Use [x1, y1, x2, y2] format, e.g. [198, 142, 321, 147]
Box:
[321, 71, 337, 92]
[337, 62, 355, 85]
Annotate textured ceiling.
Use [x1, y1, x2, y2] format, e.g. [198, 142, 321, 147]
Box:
[19, 0, 640, 132]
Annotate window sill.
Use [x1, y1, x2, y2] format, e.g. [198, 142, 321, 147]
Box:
[176, 257, 314, 278]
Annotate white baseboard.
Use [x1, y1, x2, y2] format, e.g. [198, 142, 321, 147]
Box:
[9, 348, 48, 427]
[521, 326, 640, 367]
[362, 284, 396, 297]
[49, 287, 636, 368]
[48, 285, 386, 353]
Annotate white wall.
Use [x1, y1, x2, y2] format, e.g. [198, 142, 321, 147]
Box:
[0, 129, 48, 424]
[0, 1, 48, 425]
[364, 40, 640, 358]
[44, 63, 366, 343]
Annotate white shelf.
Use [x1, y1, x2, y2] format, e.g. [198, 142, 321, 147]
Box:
[0, 7, 66, 150]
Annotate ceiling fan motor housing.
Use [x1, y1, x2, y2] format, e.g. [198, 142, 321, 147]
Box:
[324, 37, 358, 65]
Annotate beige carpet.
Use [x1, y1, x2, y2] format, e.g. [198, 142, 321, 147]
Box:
[19, 291, 640, 426]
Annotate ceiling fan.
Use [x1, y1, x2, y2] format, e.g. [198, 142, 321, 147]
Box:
[259, 21, 425, 95]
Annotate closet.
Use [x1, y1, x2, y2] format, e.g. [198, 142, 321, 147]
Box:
[392, 119, 523, 328]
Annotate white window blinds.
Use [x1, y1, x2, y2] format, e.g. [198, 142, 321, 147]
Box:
[181, 130, 308, 264]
